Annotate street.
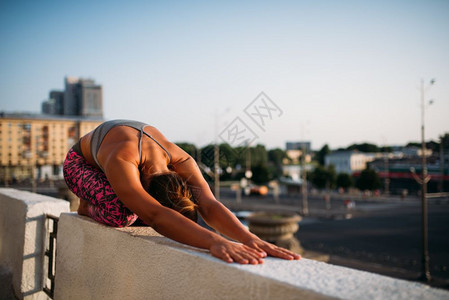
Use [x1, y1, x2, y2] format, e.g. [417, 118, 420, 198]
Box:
[298, 201, 449, 282]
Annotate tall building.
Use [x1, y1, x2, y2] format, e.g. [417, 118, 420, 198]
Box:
[0, 113, 102, 182]
[42, 90, 65, 115]
[42, 77, 103, 118]
[64, 77, 103, 118]
[49, 90, 65, 114]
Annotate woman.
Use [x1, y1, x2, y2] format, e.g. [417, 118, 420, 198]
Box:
[63, 119, 300, 264]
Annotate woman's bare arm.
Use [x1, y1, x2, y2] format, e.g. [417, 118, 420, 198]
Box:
[100, 146, 266, 264]
[165, 144, 300, 261]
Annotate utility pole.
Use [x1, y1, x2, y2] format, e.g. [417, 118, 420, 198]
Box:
[384, 150, 390, 195]
[245, 144, 252, 181]
[301, 143, 309, 216]
[440, 140, 444, 193]
[213, 107, 231, 202]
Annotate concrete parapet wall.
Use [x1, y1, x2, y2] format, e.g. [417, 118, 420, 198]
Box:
[0, 188, 70, 300]
[55, 213, 449, 300]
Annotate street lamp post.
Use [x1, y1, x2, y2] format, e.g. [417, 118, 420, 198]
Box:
[214, 144, 220, 202]
[413, 78, 434, 283]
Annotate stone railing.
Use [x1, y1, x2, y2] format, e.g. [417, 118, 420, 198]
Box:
[0, 188, 69, 300]
[55, 213, 449, 300]
[1, 188, 449, 300]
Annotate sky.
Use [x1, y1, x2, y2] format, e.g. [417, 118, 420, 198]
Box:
[1, 0, 448, 150]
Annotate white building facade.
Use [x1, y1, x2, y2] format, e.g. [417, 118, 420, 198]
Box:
[325, 151, 375, 174]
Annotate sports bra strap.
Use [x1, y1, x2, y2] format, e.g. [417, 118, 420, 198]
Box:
[139, 125, 172, 165]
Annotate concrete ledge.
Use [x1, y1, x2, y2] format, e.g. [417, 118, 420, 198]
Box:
[55, 213, 449, 300]
[0, 188, 70, 300]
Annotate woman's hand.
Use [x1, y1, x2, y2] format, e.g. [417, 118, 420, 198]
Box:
[243, 237, 301, 261]
[209, 239, 267, 264]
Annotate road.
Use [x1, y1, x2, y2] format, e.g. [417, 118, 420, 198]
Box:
[298, 201, 449, 282]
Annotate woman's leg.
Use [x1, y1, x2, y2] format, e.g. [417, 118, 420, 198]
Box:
[63, 148, 138, 227]
[77, 198, 89, 216]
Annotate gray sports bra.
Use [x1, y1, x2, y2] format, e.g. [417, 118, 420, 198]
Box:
[90, 120, 172, 171]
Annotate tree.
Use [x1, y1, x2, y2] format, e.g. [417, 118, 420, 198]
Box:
[251, 164, 270, 185]
[309, 165, 336, 190]
[406, 141, 439, 151]
[252, 144, 268, 167]
[440, 133, 449, 149]
[427, 141, 440, 151]
[379, 146, 393, 153]
[200, 144, 215, 167]
[268, 148, 287, 166]
[267, 148, 287, 179]
[315, 144, 330, 166]
[347, 143, 380, 153]
[356, 168, 382, 191]
[218, 143, 237, 169]
[176, 142, 197, 157]
[336, 173, 353, 190]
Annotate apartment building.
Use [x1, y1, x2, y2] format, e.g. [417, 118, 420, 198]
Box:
[0, 113, 102, 182]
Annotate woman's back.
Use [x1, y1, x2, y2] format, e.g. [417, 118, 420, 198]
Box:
[80, 121, 171, 174]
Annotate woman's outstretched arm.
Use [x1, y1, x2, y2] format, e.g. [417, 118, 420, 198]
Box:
[101, 149, 266, 264]
[167, 147, 300, 261]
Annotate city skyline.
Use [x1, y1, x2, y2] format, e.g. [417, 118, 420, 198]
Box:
[1, 0, 448, 150]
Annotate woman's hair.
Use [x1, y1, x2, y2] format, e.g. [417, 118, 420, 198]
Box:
[141, 171, 198, 222]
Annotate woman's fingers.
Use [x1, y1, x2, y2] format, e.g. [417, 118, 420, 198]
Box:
[210, 240, 300, 264]
[262, 244, 301, 260]
[210, 242, 265, 264]
[228, 245, 264, 264]
[211, 245, 233, 263]
[244, 242, 267, 257]
[245, 239, 301, 260]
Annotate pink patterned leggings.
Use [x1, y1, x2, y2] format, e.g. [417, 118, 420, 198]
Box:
[63, 147, 138, 227]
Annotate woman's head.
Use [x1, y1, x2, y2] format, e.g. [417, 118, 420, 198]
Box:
[142, 171, 198, 222]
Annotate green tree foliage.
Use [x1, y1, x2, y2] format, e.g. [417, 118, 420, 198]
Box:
[327, 165, 336, 189]
[406, 142, 420, 148]
[356, 168, 382, 191]
[268, 148, 287, 179]
[336, 173, 353, 190]
[309, 165, 336, 190]
[218, 143, 237, 168]
[199, 144, 215, 167]
[427, 141, 440, 151]
[406, 141, 439, 151]
[199, 144, 274, 181]
[379, 146, 393, 152]
[268, 148, 287, 165]
[315, 144, 330, 166]
[251, 164, 270, 184]
[440, 133, 449, 149]
[347, 143, 380, 153]
[251, 144, 268, 166]
[176, 142, 197, 157]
